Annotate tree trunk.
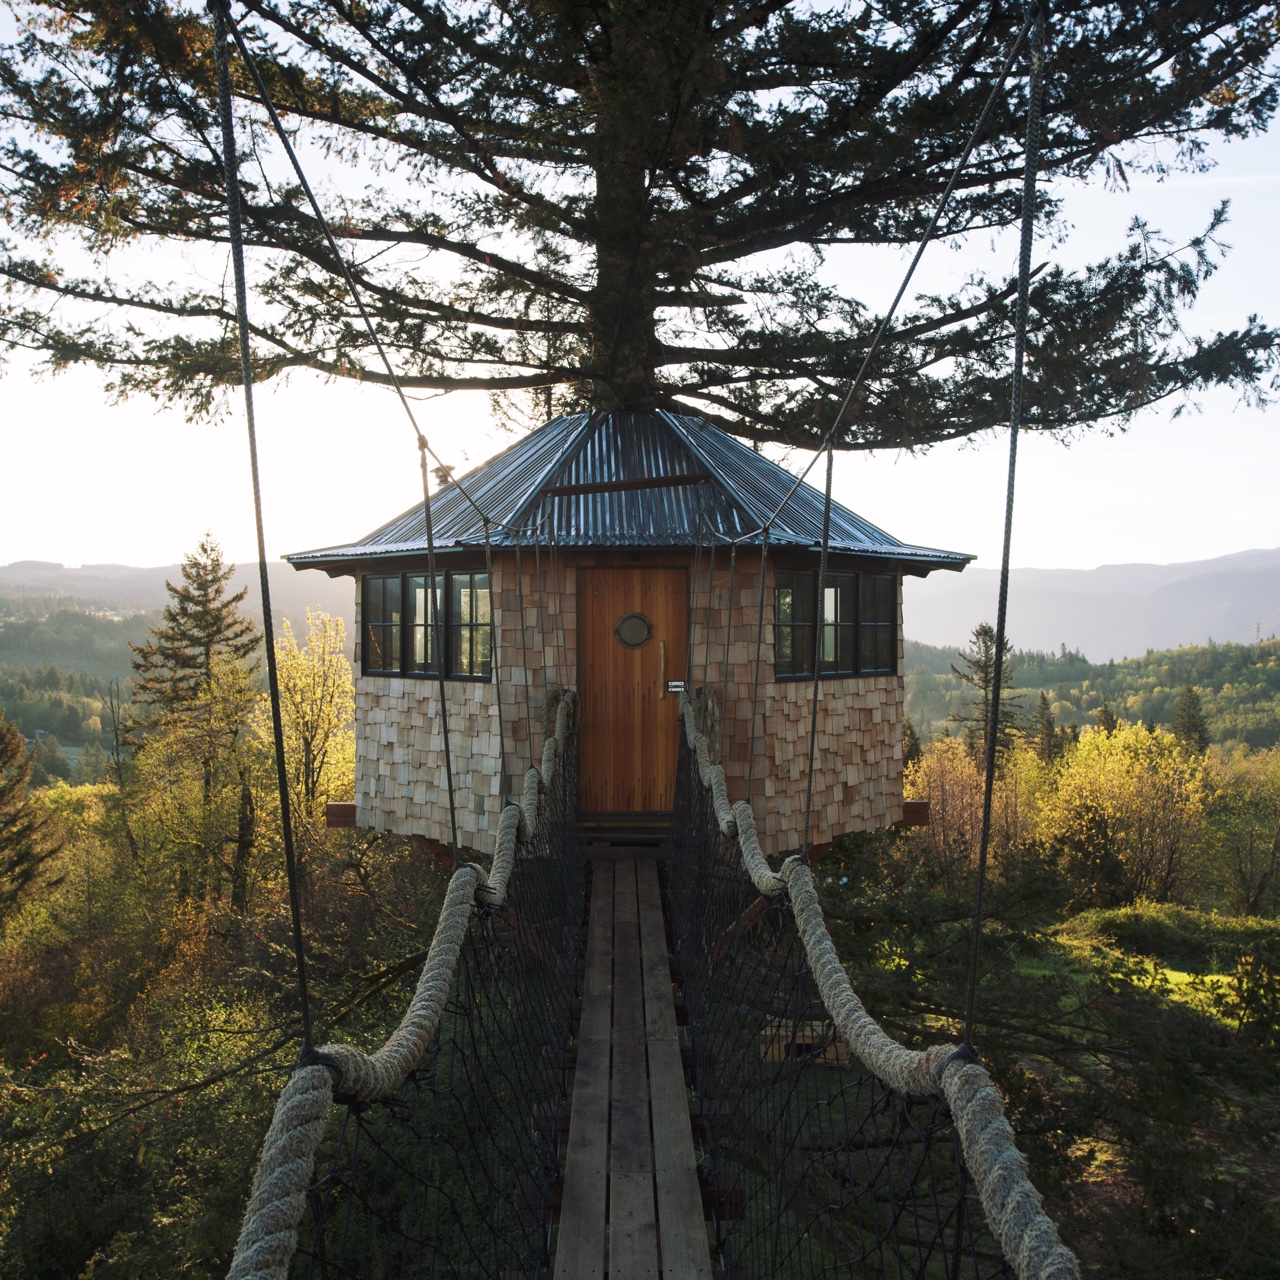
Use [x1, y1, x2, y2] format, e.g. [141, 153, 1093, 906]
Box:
[589, 141, 662, 409]
[585, 3, 710, 410]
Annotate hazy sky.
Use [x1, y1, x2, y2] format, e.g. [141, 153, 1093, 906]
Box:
[2, 127, 1277, 576]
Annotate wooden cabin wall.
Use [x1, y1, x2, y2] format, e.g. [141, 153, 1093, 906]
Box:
[688, 557, 905, 851]
[353, 557, 570, 855]
[353, 549, 903, 855]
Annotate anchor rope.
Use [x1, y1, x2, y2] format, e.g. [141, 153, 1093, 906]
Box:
[745, 528, 769, 800]
[210, 0, 312, 1048]
[967, 0, 1047, 1048]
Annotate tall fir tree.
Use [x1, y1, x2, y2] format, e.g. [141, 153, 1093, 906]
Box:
[1033, 690, 1058, 763]
[128, 536, 260, 903]
[0, 3, 1277, 440]
[902, 715, 923, 771]
[1172, 684, 1211, 753]
[948, 622, 1024, 765]
[130, 535, 259, 717]
[1094, 696, 1119, 736]
[0, 711, 59, 916]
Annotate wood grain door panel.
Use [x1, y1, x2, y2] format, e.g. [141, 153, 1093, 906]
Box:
[579, 568, 688, 815]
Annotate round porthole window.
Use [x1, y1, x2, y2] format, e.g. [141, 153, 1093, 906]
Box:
[614, 612, 653, 649]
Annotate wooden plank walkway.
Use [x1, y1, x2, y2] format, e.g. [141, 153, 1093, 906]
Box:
[554, 858, 712, 1280]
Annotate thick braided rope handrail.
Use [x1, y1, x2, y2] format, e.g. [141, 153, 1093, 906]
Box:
[227, 689, 578, 1280]
[675, 691, 1079, 1280]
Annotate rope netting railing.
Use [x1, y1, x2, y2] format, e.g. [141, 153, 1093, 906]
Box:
[670, 691, 1080, 1280]
[227, 690, 583, 1280]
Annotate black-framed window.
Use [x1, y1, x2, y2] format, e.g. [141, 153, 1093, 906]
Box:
[363, 574, 402, 674]
[362, 571, 491, 680]
[450, 571, 492, 678]
[774, 570, 897, 678]
[774, 570, 815, 679]
[406, 574, 443, 674]
[859, 574, 897, 675]
[820, 574, 856, 675]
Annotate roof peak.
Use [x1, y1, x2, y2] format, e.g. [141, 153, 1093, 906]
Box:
[287, 410, 972, 573]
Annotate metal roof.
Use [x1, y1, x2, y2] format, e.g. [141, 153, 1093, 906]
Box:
[286, 411, 971, 573]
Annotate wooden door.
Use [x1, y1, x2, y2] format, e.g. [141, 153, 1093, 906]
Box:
[579, 567, 688, 816]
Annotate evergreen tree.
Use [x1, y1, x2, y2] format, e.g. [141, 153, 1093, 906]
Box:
[0, 711, 58, 915]
[1094, 696, 1119, 736]
[128, 537, 260, 903]
[902, 715, 922, 771]
[28, 734, 71, 787]
[1172, 685, 1211, 753]
[1, 4, 1277, 439]
[1034, 690, 1058, 763]
[948, 623, 1024, 765]
[130, 536, 259, 717]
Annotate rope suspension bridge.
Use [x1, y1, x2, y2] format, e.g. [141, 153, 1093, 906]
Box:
[205, 2, 1081, 1275]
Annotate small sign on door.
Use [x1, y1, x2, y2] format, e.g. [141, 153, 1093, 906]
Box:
[666, 680, 686, 694]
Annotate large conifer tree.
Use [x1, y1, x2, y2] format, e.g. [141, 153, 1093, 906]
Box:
[130, 535, 259, 715]
[0, 2, 1277, 443]
[1172, 683, 1212, 752]
[948, 621, 1024, 761]
[0, 711, 58, 916]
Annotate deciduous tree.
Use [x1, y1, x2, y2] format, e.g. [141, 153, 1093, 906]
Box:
[1048, 722, 1206, 907]
[1, 2, 1277, 443]
[266, 611, 355, 818]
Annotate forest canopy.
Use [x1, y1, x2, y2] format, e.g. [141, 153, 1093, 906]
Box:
[1, 1, 1278, 444]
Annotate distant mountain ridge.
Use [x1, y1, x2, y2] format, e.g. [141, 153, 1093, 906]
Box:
[903, 547, 1280, 661]
[0, 559, 356, 637]
[5, 548, 1279, 666]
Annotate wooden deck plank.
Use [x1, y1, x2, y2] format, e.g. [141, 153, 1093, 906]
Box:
[635, 859, 677, 1043]
[612, 861, 647, 1043]
[609, 1170, 660, 1280]
[637, 860, 713, 1280]
[554, 862, 614, 1280]
[611, 860, 653, 1176]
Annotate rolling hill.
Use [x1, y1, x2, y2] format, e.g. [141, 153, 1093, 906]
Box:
[903, 547, 1280, 660]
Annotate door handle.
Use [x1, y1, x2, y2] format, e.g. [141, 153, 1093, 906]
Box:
[659, 640, 666, 698]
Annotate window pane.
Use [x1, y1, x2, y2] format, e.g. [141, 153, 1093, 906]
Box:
[777, 624, 793, 672]
[407, 574, 442, 673]
[365, 576, 384, 625]
[819, 575, 855, 674]
[363, 576, 403, 673]
[453, 573, 470, 625]
[447, 571, 492, 678]
[792, 624, 814, 676]
[878, 625, 895, 673]
[793, 573, 815, 627]
[861, 574, 894, 625]
[775, 571, 817, 678]
[823, 575, 854, 624]
[776, 584, 794, 625]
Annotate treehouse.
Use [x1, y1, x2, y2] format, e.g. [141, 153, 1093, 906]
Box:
[287, 411, 970, 854]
